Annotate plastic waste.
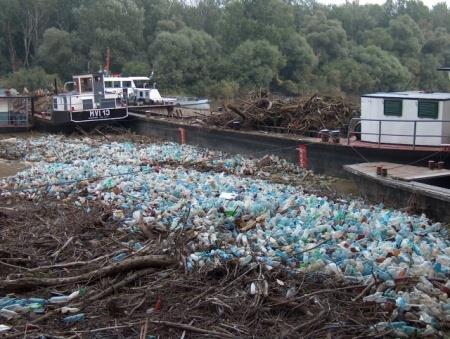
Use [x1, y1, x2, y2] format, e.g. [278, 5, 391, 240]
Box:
[49, 289, 83, 304]
[0, 324, 10, 332]
[63, 313, 85, 324]
[61, 307, 80, 314]
[0, 309, 18, 320]
[2, 135, 450, 334]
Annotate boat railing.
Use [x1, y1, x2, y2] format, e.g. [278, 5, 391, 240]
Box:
[0, 96, 32, 127]
[54, 94, 126, 112]
[347, 117, 450, 150]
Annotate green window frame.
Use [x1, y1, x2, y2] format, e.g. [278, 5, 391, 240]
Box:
[384, 99, 402, 116]
[418, 100, 439, 119]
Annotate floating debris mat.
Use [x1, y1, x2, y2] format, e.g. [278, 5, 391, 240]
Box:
[0, 135, 449, 337]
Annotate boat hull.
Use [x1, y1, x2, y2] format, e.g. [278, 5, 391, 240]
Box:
[33, 107, 128, 133]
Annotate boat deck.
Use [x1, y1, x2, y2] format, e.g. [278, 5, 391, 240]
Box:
[344, 162, 450, 222]
[344, 162, 450, 181]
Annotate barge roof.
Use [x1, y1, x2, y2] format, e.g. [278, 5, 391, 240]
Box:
[362, 91, 450, 100]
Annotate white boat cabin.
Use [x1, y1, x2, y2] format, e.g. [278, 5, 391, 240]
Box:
[360, 91, 450, 146]
[104, 76, 150, 99]
[103, 76, 172, 105]
[53, 74, 121, 112]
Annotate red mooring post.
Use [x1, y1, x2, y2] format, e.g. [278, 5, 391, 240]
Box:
[178, 128, 186, 144]
[297, 144, 308, 169]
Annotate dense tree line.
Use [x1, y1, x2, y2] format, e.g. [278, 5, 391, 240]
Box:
[0, 0, 449, 97]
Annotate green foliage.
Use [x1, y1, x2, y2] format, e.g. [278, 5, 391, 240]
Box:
[76, 0, 144, 72]
[219, 0, 295, 49]
[3, 67, 58, 91]
[229, 40, 285, 89]
[37, 28, 74, 78]
[388, 14, 423, 58]
[149, 28, 221, 94]
[363, 28, 394, 50]
[280, 33, 317, 84]
[0, 0, 449, 96]
[323, 45, 412, 93]
[122, 62, 152, 76]
[302, 12, 348, 64]
[209, 80, 240, 99]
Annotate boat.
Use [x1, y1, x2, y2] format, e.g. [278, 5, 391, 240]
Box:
[175, 97, 210, 111]
[33, 72, 128, 130]
[103, 68, 208, 112]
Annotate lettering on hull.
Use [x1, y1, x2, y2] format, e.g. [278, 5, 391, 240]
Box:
[70, 108, 128, 122]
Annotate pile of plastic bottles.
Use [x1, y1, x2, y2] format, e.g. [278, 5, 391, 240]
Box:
[0, 290, 84, 324]
[1, 135, 450, 335]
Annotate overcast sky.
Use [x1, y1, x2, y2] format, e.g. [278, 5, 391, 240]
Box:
[317, 0, 448, 7]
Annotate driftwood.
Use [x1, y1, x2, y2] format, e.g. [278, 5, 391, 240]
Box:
[0, 254, 176, 291]
[207, 92, 358, 133]
[150, 320, 237, 338]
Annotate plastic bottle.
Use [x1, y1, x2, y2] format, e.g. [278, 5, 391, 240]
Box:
[63, 313, 85, 324]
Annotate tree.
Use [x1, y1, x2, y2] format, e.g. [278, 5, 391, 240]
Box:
[75, 0, 144, 72]
[301, 12, 348, 64]
[3, 67, 58, 91]
[37, 28, 74, 79]
[219, 0, 295, 50]
[363, 27, 394, 50]
[17, 0, 57, 67]
[329, 4, 384, 43]
[421, 28, 450, 56]
[122, 61, 152, 76]
[279, 33, 317, 84]
[0, 0, 21, 72]
[430, 2, 450, 32]
[397, 0, 430, 25]
[181, 0, 223, 37]
[388, 14, 423, 58]
[228, 40, 285, 89]
[323, 45, 412, 93]
[149, 28, 221, 93]
[418, 54, 450, 91]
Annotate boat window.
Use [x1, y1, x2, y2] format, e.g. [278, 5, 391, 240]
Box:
[122, 81, 132, 88]
[134, 80, 148, 88]
[113, 81, 121, 88]
[384, 99, 402, 116]
[104, 81, 113, 88]
[418, 100, 439, 119]
[80, 77, 93, 93]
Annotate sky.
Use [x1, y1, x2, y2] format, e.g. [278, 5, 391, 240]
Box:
[317, 0, 448, 7]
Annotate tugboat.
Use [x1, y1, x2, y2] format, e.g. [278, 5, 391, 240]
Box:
[33, 72, 128, 131]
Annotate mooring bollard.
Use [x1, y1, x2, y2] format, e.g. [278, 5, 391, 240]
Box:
[381, 168, 387, 177]
[428, 160, 435, 170]
[178, 127, 186, 145]
[376, 166, 383, 175]
[437, 161, 445, 169]
[319, 129, 330, 143]
[331, 130, 340, 144]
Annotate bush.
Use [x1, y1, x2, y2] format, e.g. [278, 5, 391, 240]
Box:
[4, 67, 59, 92]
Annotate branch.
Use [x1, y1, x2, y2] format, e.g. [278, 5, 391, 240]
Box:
[0, 255, 176, 291]
[150, 320, 236, 338]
